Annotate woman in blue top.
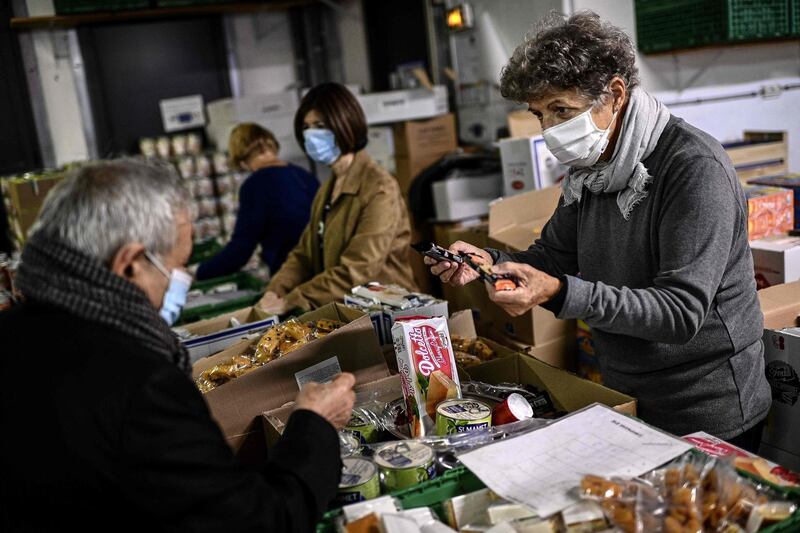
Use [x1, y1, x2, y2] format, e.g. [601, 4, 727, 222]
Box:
[196, 123, 319, 280]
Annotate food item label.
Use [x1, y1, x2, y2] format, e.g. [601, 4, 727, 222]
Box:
[374, 441, 436, 492]
[294, 356, 342, 388]
[392, 317, 461, 437]
[436, 399, 492, 436]
[336, 458, 380, 506]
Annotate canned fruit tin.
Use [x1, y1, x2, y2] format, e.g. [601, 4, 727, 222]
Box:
[436, 399, 492, 435]
[335, 458, 380, 506]
[492, 393, 534, 426]
[345, 411, 379, 444]
[374, 441, 436, 492]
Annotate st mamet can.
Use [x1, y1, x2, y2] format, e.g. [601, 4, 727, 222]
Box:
[345, 411, 378, 444]
[373, 441, 436, 492]
[435, 399, 492, 436]
[335, 458, 380, 506]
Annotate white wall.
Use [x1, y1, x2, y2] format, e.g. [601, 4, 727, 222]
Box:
[24, 0, 90, 166]
[224, 11, 298, 97]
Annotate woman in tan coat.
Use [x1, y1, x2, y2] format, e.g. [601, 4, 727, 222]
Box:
[259, 83, 417, 314]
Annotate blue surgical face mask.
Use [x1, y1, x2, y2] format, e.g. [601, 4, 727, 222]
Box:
[144, 251, 193, 326]
[304, 128, 341, 165]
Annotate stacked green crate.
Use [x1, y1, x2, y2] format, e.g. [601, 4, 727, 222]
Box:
[636, 0, 792, 54]
[792, 0, 800, 35]
[53, 0, 151, 14]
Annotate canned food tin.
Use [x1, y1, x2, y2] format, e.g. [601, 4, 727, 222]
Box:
[340, 432, 361, 457]
[436, 399, 492, 436]
[345, 411, 378, 444]
[335, 458, 380, 506]
[373, 441, 436, 492]
[492, 393, 534, 426]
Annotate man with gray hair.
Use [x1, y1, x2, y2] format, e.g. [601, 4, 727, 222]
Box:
[0, 159, 355, 531]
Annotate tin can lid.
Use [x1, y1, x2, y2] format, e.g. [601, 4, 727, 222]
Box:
[437, 399, 491, 421]
[506, 393, 533, 420]
[374, 441, 434, 470]
[346, 411, 371, 428]
[340, 458, 378, 488]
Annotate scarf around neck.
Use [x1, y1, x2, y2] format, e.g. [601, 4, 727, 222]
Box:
[561, 86, 671, 220]
[15, 231, 190, 375]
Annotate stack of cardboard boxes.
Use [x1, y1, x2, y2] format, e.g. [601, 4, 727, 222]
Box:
[1, 172, 65, 249]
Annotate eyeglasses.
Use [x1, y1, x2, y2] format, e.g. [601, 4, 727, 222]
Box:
[143, 250, 170, 280]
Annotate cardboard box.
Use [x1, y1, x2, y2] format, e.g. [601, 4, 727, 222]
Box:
[750, 235, 800, 290]
[488, 186, 561, 252]
[480, 321, 577, 372]
[486, 186, 572, 346]
[757, 281, 800, 471]
[724, 132, 788, 182]
[432, 171, 502, 222]
[343, 291, 449, 347]
[744, 186, 794, 241]
[394, 113, 458, 194]
[499, 137, 566, 197]
[463, 352, 636, 417]
[205, 91, 301, 157]
[507, 110, 542, 139]
[1, 173, 64, 246]
[192, 303, 389, 463]
[357, 86, 449, 125]
[365, 126, 396, 174]
[177, 306, 278, 363]
[433, 221, 493, 317]
[748, 174, 800, 229]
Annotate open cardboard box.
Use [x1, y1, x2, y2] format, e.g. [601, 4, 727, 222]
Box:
[757, 281, 800, 471]
[262, 311, 632, 447]
[179, 306, 279, 363]
[193, 303, 389, 464]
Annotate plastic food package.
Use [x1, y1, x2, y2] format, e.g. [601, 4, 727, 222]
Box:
[194, 177, 215, 198]
[452, 335, 496, 368]
[213, 152, 229, 174]
[392, 317, 461, 437]
[353, 282, 426, 309]
[171, 135, 187, 157]
[139, 138, 156, 158]
[187, 133, 202, 155]
[581, 453, 798, 533]
[195, 319, 345, 393]
[156, 136, 171, 159]
[195, 155, 212, 178]
[218, 194, 236, 214]
[198, 198, 217, 218]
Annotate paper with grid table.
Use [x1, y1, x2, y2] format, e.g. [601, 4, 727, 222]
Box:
[458, 403, 693, 517]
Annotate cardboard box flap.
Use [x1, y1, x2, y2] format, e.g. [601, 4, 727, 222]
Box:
[183, 307, 272, 337]
[449, 310, 478, 338]
[488, 186, 561, 248]
[759, 281, 800, 329]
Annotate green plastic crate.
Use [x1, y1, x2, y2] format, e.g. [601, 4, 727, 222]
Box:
[176, 272, 264, 325]
[316, 467, 485, 533]
[53, 0, 151, 14]
[188, 238, 223, 266]
[636, 0, 791, 54]
[316, 462, 800, 532]
[155, 0, 236, 7]
[792, 0, 800, 35]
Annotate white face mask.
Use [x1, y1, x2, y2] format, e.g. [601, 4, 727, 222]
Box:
[542, 105, 618, 168]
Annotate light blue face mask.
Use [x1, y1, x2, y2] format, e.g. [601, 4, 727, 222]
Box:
[304, 128, 342, 165]
[144, 250, 193, 326]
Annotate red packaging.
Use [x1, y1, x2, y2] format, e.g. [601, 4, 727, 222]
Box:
[492, 393, 534, 426]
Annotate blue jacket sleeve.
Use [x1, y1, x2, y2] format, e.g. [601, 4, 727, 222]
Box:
[196, 178, 269, 280]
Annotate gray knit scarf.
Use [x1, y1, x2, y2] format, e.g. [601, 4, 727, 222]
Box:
[16, 231, 190, 375]
[562, 87, 671, 220]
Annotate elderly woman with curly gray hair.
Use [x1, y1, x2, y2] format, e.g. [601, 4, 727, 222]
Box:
[428, 11, 771, 452]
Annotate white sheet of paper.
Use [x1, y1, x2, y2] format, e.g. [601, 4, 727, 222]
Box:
[458, 403, 693, 517]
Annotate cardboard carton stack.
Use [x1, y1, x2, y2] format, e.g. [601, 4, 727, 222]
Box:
[1, 172, 65, 249]
[393, 113, 458, 195]
[724, 131, 788, 183]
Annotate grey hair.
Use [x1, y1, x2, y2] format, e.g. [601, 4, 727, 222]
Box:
[29, 159, 191, 264]
[500, 10, 639, 104]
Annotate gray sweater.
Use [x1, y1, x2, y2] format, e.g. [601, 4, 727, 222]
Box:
[490, 116, 771, 439]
